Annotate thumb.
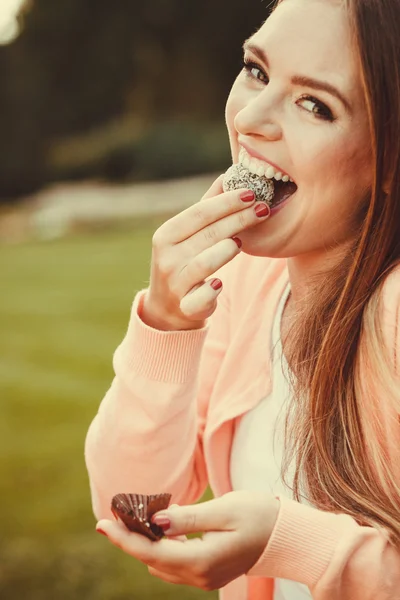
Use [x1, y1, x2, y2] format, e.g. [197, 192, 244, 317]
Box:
[160, 504, 187, 541]
[151, 498, 232, 536]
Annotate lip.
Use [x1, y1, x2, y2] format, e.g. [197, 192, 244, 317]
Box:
[238, 140, 293, 181]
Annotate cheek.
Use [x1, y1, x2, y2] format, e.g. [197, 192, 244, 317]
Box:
[296, 131, 372, 200]
[309, 147, 372, 240]
[336, 143, 373, 223]
[342, 142, 373, 191]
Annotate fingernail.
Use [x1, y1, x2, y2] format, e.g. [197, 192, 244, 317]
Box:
[232, 237, 242, 249]
[210, 278, 222, 291]
[152, 517, 171, 532]
[255, 203, 270, 218]
[240, 190, 255, 202]
[96, 528, 108, 538]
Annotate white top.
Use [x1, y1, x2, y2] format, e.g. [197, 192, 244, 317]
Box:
[230, 283, 312, 600]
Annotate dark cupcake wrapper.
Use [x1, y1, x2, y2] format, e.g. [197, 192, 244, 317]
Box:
[111, 493, 172, 541]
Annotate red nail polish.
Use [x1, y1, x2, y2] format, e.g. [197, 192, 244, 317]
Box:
[232, 237, 242, 249]
[96, 528, 108, 538]
[255, 203, 270, 217]
[210, 278, 223, 291]
[153, 517, 171, 532]
[240, 190, 255, 202]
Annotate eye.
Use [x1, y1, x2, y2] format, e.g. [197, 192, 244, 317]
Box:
[297, 95, 334, 121]
[242, 59, 269, 84]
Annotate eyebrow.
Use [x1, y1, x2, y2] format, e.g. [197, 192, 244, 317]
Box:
[243, 41, 352, 113]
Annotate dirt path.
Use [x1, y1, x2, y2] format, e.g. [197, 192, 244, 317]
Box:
[0, 173, 220, 242]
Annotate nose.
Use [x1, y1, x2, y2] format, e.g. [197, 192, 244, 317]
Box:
[233, 91, 282, 142]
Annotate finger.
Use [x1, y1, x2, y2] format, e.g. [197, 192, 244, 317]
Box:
[148, 566, 185, 586]
[97, 519, 204, 571]
[179, 280, 219, 319]
[185, 201, 269, 256]
[200, 174, 225, 201]
[96, 519, 155, 563]
[182, 237, 241, 291]
[151, 498, 233, 537]
[168, 534, 188, 542]
[178, 238, 241, 314]
[166, 506, 188, 540]
[158, 188, 256, 245]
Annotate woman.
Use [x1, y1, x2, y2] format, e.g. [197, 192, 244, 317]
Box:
[85, 0, 400, 598]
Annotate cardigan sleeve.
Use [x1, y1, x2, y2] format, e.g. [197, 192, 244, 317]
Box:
[247, 495, 400, 599]
[84, 262, 233, 521]
[248, 265, 400, 599]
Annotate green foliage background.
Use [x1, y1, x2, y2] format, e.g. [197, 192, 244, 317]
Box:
[0, 2, 271, 597]
[0, 220, 215, 599]
[0, 0, 269, 201]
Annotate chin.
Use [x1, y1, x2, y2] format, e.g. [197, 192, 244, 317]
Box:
[237, 232, 275, 258]
[238, 223, 295, 259]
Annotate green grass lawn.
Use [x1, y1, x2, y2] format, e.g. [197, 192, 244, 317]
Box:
[0, 221, 216, 599]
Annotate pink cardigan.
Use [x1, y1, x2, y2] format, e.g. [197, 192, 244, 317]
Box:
[85, 253, 400, 600]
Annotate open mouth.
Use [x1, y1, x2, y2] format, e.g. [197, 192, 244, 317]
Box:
[270, 178, 298, 208]
[223, 162, 298, 209]
[222, 146, 298, 209]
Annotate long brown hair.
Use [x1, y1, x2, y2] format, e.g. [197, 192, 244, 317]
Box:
[277, 0, 400, 544]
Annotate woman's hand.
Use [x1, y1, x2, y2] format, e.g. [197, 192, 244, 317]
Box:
[141, 175, 270, 331]
[96, 491, 280, 591]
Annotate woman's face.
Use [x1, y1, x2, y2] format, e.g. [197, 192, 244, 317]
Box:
[225, 0, 373, 259]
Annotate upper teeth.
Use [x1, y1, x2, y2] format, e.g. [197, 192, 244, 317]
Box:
[239, 147, 294, 183]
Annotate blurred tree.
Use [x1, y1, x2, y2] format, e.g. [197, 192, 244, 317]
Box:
[0, 0, 270, 202]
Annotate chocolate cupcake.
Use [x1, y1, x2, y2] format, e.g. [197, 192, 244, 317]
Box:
[111, 493, 172, 541]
